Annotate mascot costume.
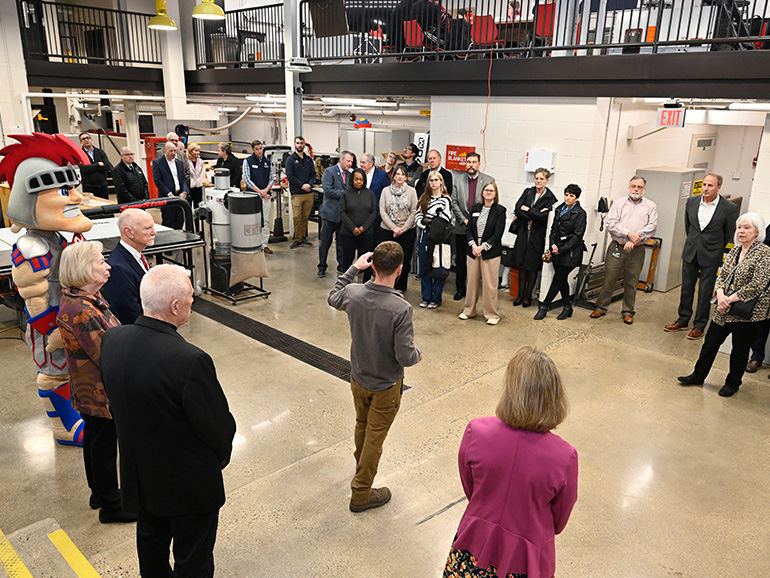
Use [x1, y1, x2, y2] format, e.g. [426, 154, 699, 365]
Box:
[0, 133, 93, 445]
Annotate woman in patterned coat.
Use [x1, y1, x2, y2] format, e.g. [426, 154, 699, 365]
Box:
[678, 212, 770, 397]
[57, 241, 135, 523]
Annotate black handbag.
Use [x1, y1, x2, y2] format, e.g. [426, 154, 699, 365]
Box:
[725, 251, 770, 319]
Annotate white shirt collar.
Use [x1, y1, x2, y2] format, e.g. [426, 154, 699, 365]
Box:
[120, 239, 147, 270]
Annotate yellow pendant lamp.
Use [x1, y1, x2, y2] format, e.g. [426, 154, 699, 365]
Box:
[148, 0, 177, 30]
[192, 0, 226, 20]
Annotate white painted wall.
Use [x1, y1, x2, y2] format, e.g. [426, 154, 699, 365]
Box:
[747, 116, 770, 219]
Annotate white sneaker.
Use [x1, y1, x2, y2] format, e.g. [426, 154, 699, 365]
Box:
[458, 313, 469, 320]
[487, 318, 499, 325]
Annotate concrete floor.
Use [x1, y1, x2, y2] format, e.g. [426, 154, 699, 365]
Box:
[1, 229, 770, 578]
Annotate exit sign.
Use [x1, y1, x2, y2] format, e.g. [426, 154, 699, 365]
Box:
[657, 107, 686, 128]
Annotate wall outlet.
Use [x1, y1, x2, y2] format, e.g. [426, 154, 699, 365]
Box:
[732, 171, 741, 180]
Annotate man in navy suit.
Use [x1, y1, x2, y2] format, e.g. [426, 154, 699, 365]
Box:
[664, 173, 737, 340]
[318, 150, 353, 277]
[152, 141, 189, 230]
[102, 209, 156, 325]
[414, 149, 453, 197]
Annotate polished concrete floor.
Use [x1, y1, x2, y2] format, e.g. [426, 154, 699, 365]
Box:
[2, 229, 770, 578]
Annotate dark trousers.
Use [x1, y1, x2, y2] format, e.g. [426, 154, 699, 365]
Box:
[137, 506, 219, 578]
[693, 321, 760, 388]
[82, 414, 120, 511]
[340, 233, 374, 282]
[380, 227, 417, 292]
[454, 233, 468, 294]
[543, 265, 575, 307]
[83, 184, 109, 199]
[189, 186, 203, 208]
[750, 319, 770, 362]
[678, 258, 719, 331]
[318, 219, 342, 273]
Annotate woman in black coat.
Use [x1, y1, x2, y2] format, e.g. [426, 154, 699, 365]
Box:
[459, 181, 507, 325]
[339, 168, 378, 281]
[510, 167, 557, 307]
[534, 184, 587, 321]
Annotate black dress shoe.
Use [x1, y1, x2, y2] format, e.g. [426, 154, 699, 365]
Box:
[99, 508, 137, 524]
[301, 238, 313, 246]
[453, 292, 464, 301]
[317, 269, 326, 278]
[718, 384, 740, 397]
[677, 374, 704, 386]
[290, 240, 301, 249]
[533, 306, 547, 320]
[512, 297, 523, 306]
[89, 493, 100, 510]
[521, 299, 532, 308]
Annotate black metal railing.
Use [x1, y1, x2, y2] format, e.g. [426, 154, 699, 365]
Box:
[193, 2, 284, 68]
[17, 0, 161, 66]
[298, 0, 770, 62]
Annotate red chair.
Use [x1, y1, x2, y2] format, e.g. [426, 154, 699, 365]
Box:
[470, 14, 505, 56]
[403, 19, 428, 61]
[535, 2, 555, 42]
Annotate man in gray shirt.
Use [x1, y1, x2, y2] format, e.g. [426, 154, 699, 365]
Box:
[328, 241, 423, 513]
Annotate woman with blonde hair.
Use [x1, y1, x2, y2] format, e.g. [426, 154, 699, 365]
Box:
[444, 346, 578, 578]
[57, 241, 134, 524]
[186, 142, 205, 208]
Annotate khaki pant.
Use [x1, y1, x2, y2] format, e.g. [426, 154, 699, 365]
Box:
[350, 379, 402, 502]
[291, 192, 314, 241]
[463, 255, 501, 321]
[594, 242, 645, 316]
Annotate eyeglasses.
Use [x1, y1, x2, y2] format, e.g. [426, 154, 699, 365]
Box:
[121, 152, 135, 156]
[80, 135, 92, 141]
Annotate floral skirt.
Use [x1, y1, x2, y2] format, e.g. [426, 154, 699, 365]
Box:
[442, 547, 527, 578]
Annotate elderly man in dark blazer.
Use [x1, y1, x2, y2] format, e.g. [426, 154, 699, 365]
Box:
[451, 152, 494, 300]
[78, 132, 113, 199]
[152, 141, 189, 229]
[112, 147, 149, 204]
[414, 149, 453, 197]
[665, 173, 737, 340]
[101, 264, 236, 578]
[102, 209, 156, 325]
[317, 150, 353, 276]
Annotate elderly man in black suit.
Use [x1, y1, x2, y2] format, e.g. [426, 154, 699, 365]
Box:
[101, 264, 236, 578]
[102, 208, 156, 325]
[665, 173, 737, 340]
[112, 147, 149, 204]
[152, 141, 189, 230]
[415, 149, 453, 198]
[78, 132, 112, 199]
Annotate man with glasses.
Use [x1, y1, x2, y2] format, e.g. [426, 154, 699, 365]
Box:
[112, 147, 149, 204]
[399, 143, 423, 188]
[78, 132, 112, 199]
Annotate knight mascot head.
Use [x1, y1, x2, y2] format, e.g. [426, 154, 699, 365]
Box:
[0, 133, 93, 446]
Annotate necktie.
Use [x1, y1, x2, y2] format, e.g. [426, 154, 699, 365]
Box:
[342, 169, 346, 185]
[468, 178, 477, 212]
[140, 254, 149, 271]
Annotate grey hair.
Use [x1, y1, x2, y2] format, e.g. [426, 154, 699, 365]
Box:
[705, 172, 724, 187]
[735, 212, 766, 245]
[59, 240, 103, 288]
[629, 175, 647, 185]
[361, 152, 375, 165]
[117, 208, 150, 234]
[140, 264, 191, 316]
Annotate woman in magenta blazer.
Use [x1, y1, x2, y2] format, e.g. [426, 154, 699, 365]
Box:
[443, 346, 578, 578]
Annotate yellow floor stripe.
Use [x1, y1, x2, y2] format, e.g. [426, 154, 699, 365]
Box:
[47, 529, 101, 578]
[0, 529, 33, 578]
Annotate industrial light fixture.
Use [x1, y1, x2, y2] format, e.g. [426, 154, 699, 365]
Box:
[245, 95, 286, 103]
[320, 97, 397, 107]
[192, 0, 225, 20]
[148, 0, 177, 30]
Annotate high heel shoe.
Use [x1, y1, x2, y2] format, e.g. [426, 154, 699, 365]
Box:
[557, 305, 573, 320]
[533, 306, 547, 320]
[512, 296, 523, 306]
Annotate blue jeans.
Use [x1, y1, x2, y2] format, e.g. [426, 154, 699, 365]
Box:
[418, 230, 445, 304]
[318, 219, 342, 273]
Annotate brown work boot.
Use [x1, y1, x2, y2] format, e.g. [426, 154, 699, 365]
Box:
[349, 487, 392, 513]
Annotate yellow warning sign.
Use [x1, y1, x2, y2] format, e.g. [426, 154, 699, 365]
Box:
[419, 110, 431, 116]
[692, 179, 703, 196]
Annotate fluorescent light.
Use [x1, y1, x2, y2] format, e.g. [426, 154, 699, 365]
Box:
[320, 97, 397, 107]
[728, 102, 770, 112]
[218, 107, 237, 112]
[245, 95, 286, 103]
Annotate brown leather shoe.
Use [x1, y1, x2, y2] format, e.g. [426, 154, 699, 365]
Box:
[687, 328, 704, 340]
[349, 487, 392, 513]
[623, 314, 634, 325]
[590, 310, 605, 318]
[746, 359, 762, 373]
[263, 247, 273, 254]
[664, 321, 688, 332]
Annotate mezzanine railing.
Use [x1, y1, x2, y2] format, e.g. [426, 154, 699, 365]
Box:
[17, 1, 161, 66]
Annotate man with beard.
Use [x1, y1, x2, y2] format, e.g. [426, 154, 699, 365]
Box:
[590, 176, 658, 324]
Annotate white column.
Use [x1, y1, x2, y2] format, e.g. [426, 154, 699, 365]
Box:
[747, 114, 770, 218]
[283, 0, 303, 143]
[123, 99, 142, 163]
[0, 0, 31, 142]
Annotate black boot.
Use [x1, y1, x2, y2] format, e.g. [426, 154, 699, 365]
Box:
[557, 305, 573, 320]
[534, 306, 547, 320]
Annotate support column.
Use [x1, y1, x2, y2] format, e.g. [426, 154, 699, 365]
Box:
[0, 0, 31, 142]
[283, 0, 303, 143]
[123, 100, 142, 163]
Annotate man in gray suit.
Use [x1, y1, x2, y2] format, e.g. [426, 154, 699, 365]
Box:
[318, 151, 353, 277]
[451, 152, 494, 300]
[664, 173, 737, 340]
